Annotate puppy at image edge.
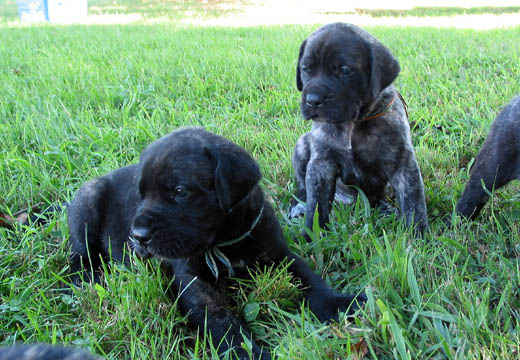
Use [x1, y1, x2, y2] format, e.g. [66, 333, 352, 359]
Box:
[456, 94, 520, 219]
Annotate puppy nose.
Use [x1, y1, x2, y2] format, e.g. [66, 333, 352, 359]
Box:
[130, 227, 151, 244]
[305, 93, 324, 108]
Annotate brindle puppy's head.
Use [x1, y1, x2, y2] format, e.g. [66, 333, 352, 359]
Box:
[129, 128, 261, 260]
[296, 22, 400, 123]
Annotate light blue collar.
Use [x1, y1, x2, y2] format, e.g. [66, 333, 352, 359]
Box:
[204, 204, 264, 281]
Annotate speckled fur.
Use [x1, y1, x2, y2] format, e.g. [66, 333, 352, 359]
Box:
[290, 23, 428, 239]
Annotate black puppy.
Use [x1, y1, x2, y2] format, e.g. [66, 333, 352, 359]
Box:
[68, 127, 365, 360]
[289, 23, 428, 240]
[0, 344, 100, 360]
[456, 95, 520, 219]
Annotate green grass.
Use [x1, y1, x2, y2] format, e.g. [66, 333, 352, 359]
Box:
[1, 19, 520, 360]
[335, 6, 520, 18]
[4, 1, 520, 22]
[0, 0, 249, 21]
[0, 0, 18, 21]
[88, 0, 248, 18]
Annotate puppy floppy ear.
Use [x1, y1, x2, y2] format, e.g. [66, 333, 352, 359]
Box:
[368, 41, 400, 99]
[206, 144, 262, 211]
[296, 39, 307, 91]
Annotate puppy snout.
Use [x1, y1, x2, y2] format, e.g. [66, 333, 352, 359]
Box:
[305, 93, 324, 109]
[130, 227, 152, 244]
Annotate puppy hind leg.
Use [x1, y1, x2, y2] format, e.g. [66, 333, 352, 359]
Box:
[289, 133, 311, 218]
[289, 135, 311, 219]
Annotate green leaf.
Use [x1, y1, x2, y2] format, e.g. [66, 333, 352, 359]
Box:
[407, 255, 422, 308]
[243, 302, 260, 322]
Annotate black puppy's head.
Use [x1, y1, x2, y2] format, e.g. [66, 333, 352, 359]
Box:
[296, 22, 400, 123]
[129, 127, 261, 260]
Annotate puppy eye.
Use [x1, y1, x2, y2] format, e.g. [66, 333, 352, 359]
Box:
[301, 64, 310, 73]
[172, 186, 189, 199]
[340, 66, 352, 75]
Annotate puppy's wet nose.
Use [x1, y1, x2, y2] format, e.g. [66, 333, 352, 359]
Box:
[130, 227, 151, 244]
[305, 93, 324, 108]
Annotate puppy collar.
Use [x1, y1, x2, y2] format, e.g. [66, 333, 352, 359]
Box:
[204, 204, 264, 281]
[359, 94, 396, 122]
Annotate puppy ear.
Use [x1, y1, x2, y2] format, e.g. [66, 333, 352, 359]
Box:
[296, 39, 307, 91]
[207, 144, 262, 211]
[368, 41, 400, 99]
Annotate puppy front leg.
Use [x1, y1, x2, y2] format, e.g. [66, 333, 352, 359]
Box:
[280, 251, 365, 322]
[388, 160, 429, 235]
[168, 260, 270, 360]
[303, 159, 337, 240]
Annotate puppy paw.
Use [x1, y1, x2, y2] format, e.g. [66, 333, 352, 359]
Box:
[334, 191, 356, 205]
[413, 220, 429, 239]
[375, 200, 398, 216]
[288, 203, 306, 219]
[309, 291, 366, 322]
[69, 270, 102, 288]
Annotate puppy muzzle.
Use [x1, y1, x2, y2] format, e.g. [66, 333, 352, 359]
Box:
[128, 233, 153, 259]
[130, 227, 153, 245]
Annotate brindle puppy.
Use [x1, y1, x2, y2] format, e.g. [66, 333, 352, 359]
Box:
[289, 23, 428, 240]
[456, 95, 520, 219]
[68, 127, 365, 360]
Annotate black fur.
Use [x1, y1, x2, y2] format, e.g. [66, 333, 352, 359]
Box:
[290, 23, 428, 240]
[456, 95, 520, 219]
[0, 344, 100, 360]
[68, 127, 365, 360]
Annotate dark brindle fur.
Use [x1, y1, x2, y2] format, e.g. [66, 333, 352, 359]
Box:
[456, 95, 520, 219]
[0, 344, 100, 360]
[68, 127, 365, 360]
[289, 23, 428, 240]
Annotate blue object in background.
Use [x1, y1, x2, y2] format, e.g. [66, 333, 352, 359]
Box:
[17, 0, 49, 22]
[17, 0, 88, 23]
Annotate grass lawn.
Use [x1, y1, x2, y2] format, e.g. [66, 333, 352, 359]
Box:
[1, 6, 520, 360]
[348, 6, 520, 18]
